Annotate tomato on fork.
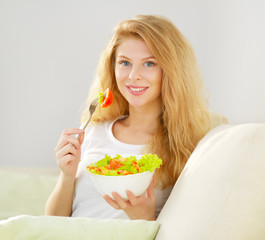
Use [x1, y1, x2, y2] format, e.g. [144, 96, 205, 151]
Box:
[99, 88, 113, 108]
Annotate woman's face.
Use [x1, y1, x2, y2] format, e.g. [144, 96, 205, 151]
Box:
[114, 38, 162, 109]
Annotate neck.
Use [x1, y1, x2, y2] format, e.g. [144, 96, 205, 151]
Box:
[126, 104, 162, 134]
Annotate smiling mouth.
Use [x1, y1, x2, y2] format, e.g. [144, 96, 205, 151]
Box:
[129, 87, 147, 92]
[126, 86, 148, 95]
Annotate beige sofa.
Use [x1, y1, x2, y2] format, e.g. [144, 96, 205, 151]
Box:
[1, 112, 265, 240]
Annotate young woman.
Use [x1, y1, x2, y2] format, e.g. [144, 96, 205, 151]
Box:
[45, 15, 210, 220]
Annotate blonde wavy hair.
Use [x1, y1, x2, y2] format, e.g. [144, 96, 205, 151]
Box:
[81, 15, 210, 189]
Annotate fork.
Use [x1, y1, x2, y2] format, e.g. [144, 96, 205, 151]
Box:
[77, 97, 98, 140]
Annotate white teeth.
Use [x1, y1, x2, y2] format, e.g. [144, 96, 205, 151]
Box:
[129, 87, 146, 92]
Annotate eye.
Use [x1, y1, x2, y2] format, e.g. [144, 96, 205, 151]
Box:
[144, 61, 155, 67]
[120, 60, 130, 66]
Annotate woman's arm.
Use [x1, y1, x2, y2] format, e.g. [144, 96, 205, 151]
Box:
[45, 173, 75, 216]
[45, 128, 84, 216]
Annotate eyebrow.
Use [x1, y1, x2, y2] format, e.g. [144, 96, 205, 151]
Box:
[116, 55, 156, 61]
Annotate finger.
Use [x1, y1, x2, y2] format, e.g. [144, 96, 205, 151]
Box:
[61, 128, 84, 137]
[103, 195, 120, 209]
[60, 153, 76, 165]
[152, 172, 156, 181]
[126, 190, 140, 206]
[78, 131, 85, 145]
[112, 192, 128, 209]
[146, 176, 155, 199]
[56, 128, 84, 150]
[56, 143, 78, 160]
[56, 153, 77, 171]
[55, 135, 81, 152]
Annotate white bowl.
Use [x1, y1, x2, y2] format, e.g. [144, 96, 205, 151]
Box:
[87, 169, 155, 200]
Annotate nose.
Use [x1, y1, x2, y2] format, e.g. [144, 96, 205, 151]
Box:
[129, 65, 141, 81]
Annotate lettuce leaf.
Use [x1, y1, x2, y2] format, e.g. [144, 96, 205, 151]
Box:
[137, 154, 162, 173]
[97, 92, 104, 104]
[92, 154, 111, 167]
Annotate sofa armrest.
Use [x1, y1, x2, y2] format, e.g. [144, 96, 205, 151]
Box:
[156, 123, 265, 239]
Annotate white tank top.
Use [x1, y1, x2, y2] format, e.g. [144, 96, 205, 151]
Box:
[72, 118, 172, 219]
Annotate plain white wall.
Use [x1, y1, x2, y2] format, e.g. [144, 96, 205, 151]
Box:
[1, 0, 265, 167]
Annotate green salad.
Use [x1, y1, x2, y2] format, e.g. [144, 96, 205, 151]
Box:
[87, 154, 162, 176]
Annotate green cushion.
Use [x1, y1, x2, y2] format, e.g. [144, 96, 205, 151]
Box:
[0, 170, 58, 219]
[0, 215, 159, 240]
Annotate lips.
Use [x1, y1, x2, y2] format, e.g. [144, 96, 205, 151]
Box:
[126, 85, 148, 96]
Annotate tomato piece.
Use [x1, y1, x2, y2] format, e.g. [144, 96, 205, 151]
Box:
[117, 170, 133, 175]
[105, 165, 112, 170]
[101, 88, 113, 108]
[109, 159, 124, 170]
